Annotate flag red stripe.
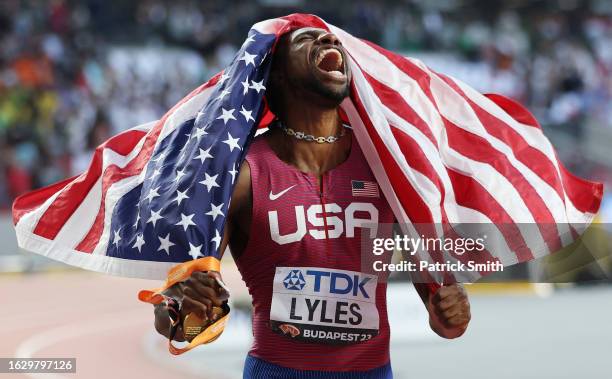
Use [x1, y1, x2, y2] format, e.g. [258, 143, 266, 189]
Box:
[391, 122, 514, 269]
[487, 93, 602, 214]
[365, 41, 562, 221]
[74, 144, 151, 253]
[32, 129, 147, 239]
[363, 43, 600, 220]
[443, 116, 563, 251]
[437, 73, 565, 200]
[484, 93, 541, 129]
[389, 127, 444, 198]
[444, 122, 559, 236]
[443, 117, 553, 221]
[558, 163, 603, 214]
[12, 176, 76, 225]
[367, 71, 545, 224]
[487, 95, 603, 214]
[362, 72, 438, 147]
[446, 169, 534, 262]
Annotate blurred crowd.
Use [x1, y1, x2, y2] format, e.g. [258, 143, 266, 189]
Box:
[0, 0, 611, 209]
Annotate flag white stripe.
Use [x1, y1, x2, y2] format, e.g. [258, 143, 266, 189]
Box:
[14, 226, 176, 279]
[330, 23, 564, 257]
[451, 206, 519, 266]
[381, 105, 462, 220]
[425, 70, 574, 249]
[350, 55, 455, 271]
[157, 86, 214, 143]
[427, 74, 555, 217]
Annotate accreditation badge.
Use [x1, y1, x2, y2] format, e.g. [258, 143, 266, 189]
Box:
[269, 267, 379, 344]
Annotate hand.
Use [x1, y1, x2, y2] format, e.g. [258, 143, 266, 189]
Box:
[178, 271, 229, 323]
[428, 284, 471, 339]
[153, 271, 229, 341]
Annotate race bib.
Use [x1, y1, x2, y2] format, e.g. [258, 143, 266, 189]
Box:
[270, 267, 379, 344]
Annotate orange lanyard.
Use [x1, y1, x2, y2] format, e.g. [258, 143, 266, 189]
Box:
[138, 257, 230, 355]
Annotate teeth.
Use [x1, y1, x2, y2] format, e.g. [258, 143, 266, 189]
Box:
[328, 70, 345, 78]
[316, 48, 343, 69]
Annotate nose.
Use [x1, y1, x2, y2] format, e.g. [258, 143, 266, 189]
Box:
[316, 32, 341, 47]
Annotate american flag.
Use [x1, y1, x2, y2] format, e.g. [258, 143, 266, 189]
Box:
[12, 14, 602, 282]
[351, 180, 380, 198]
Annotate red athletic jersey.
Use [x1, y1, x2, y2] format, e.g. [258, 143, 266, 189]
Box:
[236, 130, 395, 371]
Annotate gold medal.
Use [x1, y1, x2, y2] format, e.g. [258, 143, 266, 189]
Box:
[182, 313, 206, 341]
[182, 307, 225, 342]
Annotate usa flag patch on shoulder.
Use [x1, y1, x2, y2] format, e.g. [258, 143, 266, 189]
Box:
[351, 180, 379, 198]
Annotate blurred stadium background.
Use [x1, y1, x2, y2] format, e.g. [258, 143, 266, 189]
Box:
[1, 0, 611, 378]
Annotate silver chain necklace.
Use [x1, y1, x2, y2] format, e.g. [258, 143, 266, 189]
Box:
[278, 122, 346, 144]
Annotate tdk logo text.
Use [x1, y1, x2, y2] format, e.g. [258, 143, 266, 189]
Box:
[306, 270, 371, 298]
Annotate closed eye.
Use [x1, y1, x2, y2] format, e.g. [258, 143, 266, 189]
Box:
[294, 33, 317, 43]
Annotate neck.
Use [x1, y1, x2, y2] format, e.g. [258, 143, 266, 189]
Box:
[284, 103, 342, 137]
[273, 103, 350, 177]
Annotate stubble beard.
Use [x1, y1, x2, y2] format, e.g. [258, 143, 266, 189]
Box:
[301, 68, 350, 105]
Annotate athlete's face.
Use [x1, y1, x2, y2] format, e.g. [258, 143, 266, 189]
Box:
[276, 27, 351, 104]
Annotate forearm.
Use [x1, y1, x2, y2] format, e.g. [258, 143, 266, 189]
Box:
[413, 282, 438, 304]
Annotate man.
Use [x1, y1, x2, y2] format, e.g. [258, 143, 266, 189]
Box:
[154, 27, 471, 378]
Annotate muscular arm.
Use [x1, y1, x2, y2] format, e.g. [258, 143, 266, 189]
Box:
[153, 162, 252, 341]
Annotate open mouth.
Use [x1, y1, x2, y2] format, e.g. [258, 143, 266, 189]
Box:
[314, 48, 346, 80]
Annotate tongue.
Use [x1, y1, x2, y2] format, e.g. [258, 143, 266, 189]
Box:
[318, 53, 340, 72]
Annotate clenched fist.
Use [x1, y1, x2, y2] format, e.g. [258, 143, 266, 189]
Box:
[179, 271, 229, 322]
[154, 271, 229, 341]
[427, 284, 471, 339]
